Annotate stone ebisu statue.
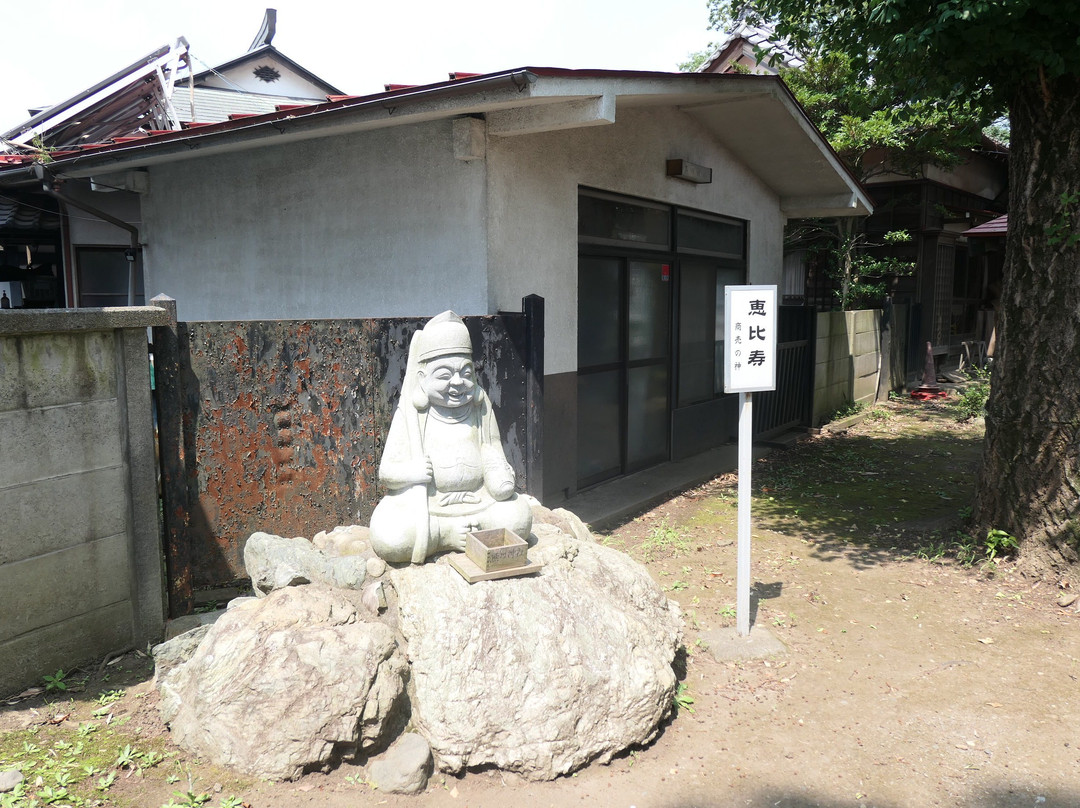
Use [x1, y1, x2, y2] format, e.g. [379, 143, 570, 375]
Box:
[369, 311, 533, 563]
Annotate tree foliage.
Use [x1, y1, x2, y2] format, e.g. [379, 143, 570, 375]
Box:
[707, 0, 1080, 575]
[790, 219, 915, 310]
[679, 44, 720, 72]
[778, 52, 988, 182]
[708, 0, 1079, 108]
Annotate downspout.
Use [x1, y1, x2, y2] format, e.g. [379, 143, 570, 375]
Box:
[33, 163, 141, 306]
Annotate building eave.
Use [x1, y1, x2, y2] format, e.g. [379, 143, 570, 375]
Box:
[0, 68, 871, 216]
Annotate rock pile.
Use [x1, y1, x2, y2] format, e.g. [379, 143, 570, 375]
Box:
[154, 501, 683, 789]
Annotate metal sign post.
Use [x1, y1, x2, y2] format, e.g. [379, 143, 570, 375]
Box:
[724, 285, 777, 637]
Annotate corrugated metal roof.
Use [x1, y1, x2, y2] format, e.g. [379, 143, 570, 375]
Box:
[171, 87, 318, 124]
[964, 214, 1008, 236]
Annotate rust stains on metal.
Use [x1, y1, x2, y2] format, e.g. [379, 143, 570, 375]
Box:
[170, 313, 537, 588]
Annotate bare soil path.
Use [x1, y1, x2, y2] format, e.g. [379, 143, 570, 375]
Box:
[4, 399, 1078, 808]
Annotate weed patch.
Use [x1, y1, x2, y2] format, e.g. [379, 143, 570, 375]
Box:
[639, 521, 691, 561]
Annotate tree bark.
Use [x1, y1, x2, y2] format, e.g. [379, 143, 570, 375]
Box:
[975, 73, 1080, 577]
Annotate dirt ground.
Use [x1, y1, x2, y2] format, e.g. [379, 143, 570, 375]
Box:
[3, 398, 1079, 808]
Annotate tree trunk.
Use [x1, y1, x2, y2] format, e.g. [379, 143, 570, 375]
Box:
[975, 73, 1080, 578]
[838, 216, 856, 310]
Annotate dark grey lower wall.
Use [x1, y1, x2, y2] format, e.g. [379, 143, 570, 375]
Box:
[672, 396, 739, 461]
[542, 371, 577, 503]
[160, 310, 539, 594]
[543, 372, 742, 500]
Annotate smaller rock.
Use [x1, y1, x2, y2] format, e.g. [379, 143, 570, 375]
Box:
[164, 608, 225, 640]
[244, 532, 367, 595]
[367, 733, 432, 795]
[152, 625, 211, 680]
[315, 525, 370, 556]
[366, 557, 387, 578]
[158, 586, 408, 781]
[361, 582, 387, 613]
[528, 498, 593, 544]
[0, 769, 24, 793]
[1058, 592, 1078, 608]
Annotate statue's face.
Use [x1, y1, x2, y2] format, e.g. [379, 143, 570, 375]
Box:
[419, 355, 475, 409]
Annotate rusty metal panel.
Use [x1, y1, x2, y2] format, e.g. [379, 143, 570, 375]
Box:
[171, 313, 533, 589]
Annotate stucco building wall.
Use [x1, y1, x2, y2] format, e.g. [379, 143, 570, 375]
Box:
[486, 104, 785, 376]
[141, 118, 489, 322]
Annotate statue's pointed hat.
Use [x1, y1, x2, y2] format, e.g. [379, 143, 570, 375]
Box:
[417, 310, 472, 362]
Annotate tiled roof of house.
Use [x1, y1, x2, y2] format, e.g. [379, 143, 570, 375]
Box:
[183, 44, 343, 97]
[700, 22, 805, 74]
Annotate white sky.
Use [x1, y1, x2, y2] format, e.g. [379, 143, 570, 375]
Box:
[0, 0, 716, 133]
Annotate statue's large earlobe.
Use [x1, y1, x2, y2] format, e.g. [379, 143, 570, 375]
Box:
[411, 369, 430, 410]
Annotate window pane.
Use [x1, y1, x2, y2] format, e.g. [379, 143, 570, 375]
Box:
[715, 266, 746, 394]
[580, 193, 670, 248]
[77, 249, 144, 306]
[678, 262, 716, 405]
[627, 261, 669, 361]
[627, 364, 668, 467]
[578, 257, 621, 367]
[678, 212, 745, 257]
[782, 249, 807, 302]
[577, 371, 622, 482]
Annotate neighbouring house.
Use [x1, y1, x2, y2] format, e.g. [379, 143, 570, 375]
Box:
[699, 22, 1009, 368]
[959, 213, 1008, 358]
[172, 8, 344, 125]
[0, 10, 340, 309]
[0, 34, 871, 502]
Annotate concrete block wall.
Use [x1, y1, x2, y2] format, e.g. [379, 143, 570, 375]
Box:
[0, 307, 170, 696]
[813, 309, 882, 426]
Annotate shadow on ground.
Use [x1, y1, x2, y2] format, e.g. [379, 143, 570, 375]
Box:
[657, 785, 1080, 807]
[744, 405, 984, 570]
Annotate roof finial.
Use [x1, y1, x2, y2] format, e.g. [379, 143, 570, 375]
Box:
[248, 9, 277, 51]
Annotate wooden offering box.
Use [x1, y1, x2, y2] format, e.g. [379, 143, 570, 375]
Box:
[448, 527, 542, 583]
[466, 528, 529, 572]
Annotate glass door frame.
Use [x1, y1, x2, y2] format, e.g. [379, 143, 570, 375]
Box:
[577, 245, 676, 489]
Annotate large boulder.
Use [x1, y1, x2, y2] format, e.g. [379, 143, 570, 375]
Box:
[392, 525, 683, 780]
[157, 585, 408, 781]
[157, 509, 682, 783]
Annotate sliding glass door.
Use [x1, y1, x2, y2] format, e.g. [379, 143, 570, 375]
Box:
[577, 256, 671, 487]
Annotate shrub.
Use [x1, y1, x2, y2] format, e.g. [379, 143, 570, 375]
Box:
[955, 366, 991, 421]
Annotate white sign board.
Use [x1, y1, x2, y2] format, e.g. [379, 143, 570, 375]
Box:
[724, 285, 778, 393]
